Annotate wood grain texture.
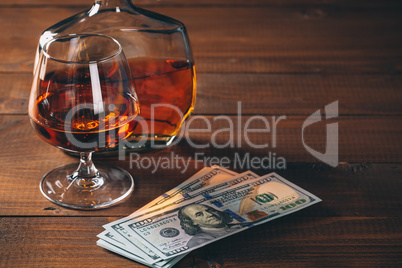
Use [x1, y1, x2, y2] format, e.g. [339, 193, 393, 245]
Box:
[1, 1, 402, 267]
[0, 74, 31, 114]
[3, 0, 402, 8]
[0, 217, 136, 267]
[0, 5, 401, 73]
[1, 216, 401, 267]
[1, 113, 402, 169]
[1, 114, 401, 216]
[177, 216, 402, 267]
[3, 73, 402, 116]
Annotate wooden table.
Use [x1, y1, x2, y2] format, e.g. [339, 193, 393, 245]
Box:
[1, 0, 402, 267]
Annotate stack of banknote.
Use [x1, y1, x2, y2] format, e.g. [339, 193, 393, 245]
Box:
[97, 166, 321, 267]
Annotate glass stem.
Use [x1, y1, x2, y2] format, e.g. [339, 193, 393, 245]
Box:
[77, 152, 98, 178]
[70, 152, 103, 188]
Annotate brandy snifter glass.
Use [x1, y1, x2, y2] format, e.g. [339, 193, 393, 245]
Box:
[35, 0, 196, 153]
[29, 34, 140, 209]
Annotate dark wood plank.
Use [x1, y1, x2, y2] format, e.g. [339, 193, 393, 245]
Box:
[168, 115, 402, 163]
[1, 216, 401, 267]
[196, 74, 402, 115]
[177, 216, 402, 267]
[2, 113, 402, 166]
[193, 216, 401, 267]
[0, 6, 401, 73]
[3, 0, 402, 8]
[1, 1, 400, 267]
[1, 115, 401, 216]
[0, 217, 139, 267]
[0, 74, 31, 114]
[2, 73, 402, 116]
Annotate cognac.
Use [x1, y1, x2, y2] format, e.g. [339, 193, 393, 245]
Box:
[29, 64, 139, 152]
[35, 0, 196, 151]
[123, 58, 196, 148]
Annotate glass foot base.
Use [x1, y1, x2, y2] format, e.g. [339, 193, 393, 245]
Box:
[40, 163, 134, 210]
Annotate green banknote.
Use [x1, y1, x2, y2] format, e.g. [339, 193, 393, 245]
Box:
[119, 173, 321, 260]
[96, 238, 186, 268]
[100, 170, 257, 265]
[99, 166, 240, 264]
[140, 165, 238, 209]
[103, 165, 237, 232]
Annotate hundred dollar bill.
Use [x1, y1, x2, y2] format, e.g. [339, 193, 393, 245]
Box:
[103, 166, 237, 233]
[136, 166, 214, 212]
[102, 171, 259, 245]
[97, 228, 172, 265]
[140, 165, 238, 209]
[97, 230, 158, 265]
[102, 165, 238, 232]
[99, 167, 238, 264]
[130, 171, 260, 219]
[96, 238, 186, 268]
[100, 171, 256, 264]
[119, 173, 321, 260]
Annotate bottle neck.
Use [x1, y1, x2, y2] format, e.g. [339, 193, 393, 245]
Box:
[94, 0, 133, 8]
[90, 0, 136, 15]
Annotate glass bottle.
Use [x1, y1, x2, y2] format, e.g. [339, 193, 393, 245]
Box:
[35, 0, 196, 153]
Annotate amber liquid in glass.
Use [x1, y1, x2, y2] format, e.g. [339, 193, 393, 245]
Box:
[126, 58, 196, 145]
[30, 58, 195, 152]
[29, 66, 138, 152]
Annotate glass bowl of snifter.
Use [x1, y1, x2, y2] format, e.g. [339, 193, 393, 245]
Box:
[31, 0, 196, 209]
[35, 0, 196, 153]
